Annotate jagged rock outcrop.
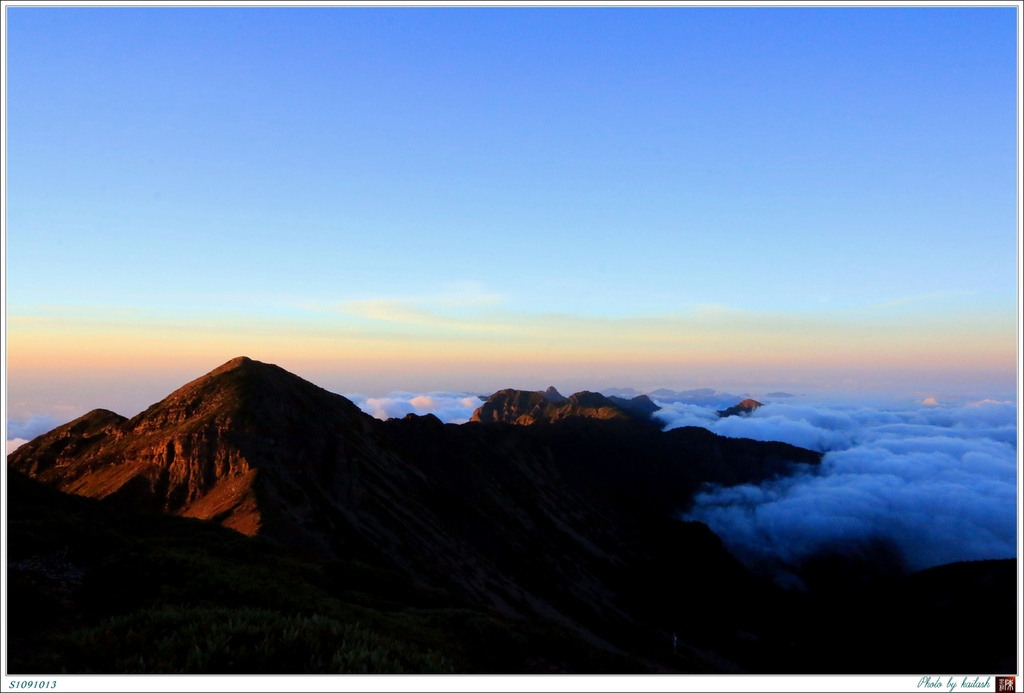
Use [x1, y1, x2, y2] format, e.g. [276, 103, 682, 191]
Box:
[469, 388, 660, 425]
[716, 398, 764, 418]
[468, 388, 554, 425]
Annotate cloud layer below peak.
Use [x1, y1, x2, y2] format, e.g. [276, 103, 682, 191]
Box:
[655, 399, 1018, 585]
[347, 392, 484, 424]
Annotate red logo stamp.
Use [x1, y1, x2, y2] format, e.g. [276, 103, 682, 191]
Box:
[996, 677, 1016, 692]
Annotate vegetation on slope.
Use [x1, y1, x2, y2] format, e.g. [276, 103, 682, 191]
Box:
[6, 470, 652, 674]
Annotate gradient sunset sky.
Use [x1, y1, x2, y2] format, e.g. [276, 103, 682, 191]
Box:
[3, 5, 1020, 422]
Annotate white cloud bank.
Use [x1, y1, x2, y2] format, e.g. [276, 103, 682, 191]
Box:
[655, 399, 1018, 582]
[347, 392, 484, 424]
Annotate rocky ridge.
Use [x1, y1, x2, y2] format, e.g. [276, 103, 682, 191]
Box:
[470, 388, 661, 426]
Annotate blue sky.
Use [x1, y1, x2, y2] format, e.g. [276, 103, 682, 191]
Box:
[3, 5, 1020, 420]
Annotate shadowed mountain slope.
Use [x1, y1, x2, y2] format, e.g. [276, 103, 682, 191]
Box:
[6, 468, 654, 674]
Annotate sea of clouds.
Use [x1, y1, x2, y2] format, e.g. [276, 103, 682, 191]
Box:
[346, 392, 485, 425]
[654, 398, 1019, 585]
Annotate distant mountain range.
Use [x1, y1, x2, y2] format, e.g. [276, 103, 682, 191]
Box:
[470, 387, 661, 425]
[598, 387, 744, 407]
[6, 357, 1015, 674]
[599, 387, 794, 408]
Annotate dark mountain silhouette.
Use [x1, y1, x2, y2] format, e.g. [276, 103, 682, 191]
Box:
[8, 466, 1015, 674]
[716, 398, 764, 418]
[5, 468, 647, 674]
[7, 357, 1015, 674]
[542, 386, 568, 403]
[607, 394, 660, 419]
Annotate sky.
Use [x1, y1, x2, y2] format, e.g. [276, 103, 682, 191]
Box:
[3, 4, 1021, 427]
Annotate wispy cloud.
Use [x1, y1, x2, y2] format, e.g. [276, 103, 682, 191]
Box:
[7, 289, 1015, 406]
[868, 290, 977, 309]
[339, 300, 510, 333]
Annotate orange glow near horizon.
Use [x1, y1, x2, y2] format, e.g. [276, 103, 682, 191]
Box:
[6, 305, 1015, 401]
